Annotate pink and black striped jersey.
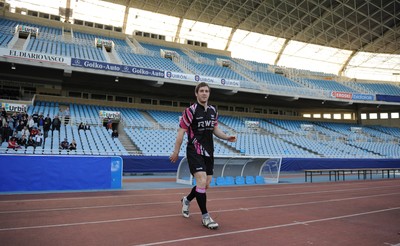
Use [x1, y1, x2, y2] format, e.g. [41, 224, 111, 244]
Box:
[179, 102, 218, 157]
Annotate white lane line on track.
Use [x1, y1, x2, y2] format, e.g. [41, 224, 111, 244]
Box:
[1, 184, 400, 214]
[0, 191, 399, 232]
[0, 179, 397, 203]
[135, 206, 400, 246]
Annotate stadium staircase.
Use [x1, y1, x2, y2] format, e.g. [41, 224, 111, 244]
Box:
[116, 125, 140, 155]
[62, 27, 73, 43]
[139, 110, 160, 128]
[126, 37, 146, 54]
[263, 120, 322, 156]
[346, 142, 384, 157]
[215, 121, 241, 155]
[106, 50, 122, 64]
[11, 37, 26, 50]
[229, 62, 265, 90]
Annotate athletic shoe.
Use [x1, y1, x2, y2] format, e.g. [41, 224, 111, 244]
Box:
[202, 216, 219, 229]
[181, 196, 190, 218]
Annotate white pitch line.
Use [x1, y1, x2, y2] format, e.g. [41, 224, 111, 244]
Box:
[1, 184, 400, 214]
[0, 191, 399, 232]
[0, 179, 396, 203]
[135, 207, 400, 246]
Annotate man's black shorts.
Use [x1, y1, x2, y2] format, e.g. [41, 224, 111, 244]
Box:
[186, 145, 214, 175]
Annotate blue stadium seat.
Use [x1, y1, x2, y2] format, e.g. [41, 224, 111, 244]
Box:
[255, 176, 265, 184]
[245, 176, 255, 184]
[235, 176, 245, 185]
[225, 176, 235, 185]
[216, 177, 226, 186]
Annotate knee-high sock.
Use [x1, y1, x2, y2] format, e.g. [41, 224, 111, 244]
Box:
[195, 187, 207, 215]
[187, 186, 196, 202]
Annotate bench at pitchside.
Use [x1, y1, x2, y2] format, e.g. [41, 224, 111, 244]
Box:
[304, 168, 400, 183]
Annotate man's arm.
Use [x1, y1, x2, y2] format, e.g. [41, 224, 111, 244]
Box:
[213, 125, 236, 142]
[170, 128, 187, 163]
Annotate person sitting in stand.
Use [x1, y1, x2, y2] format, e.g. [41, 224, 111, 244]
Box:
[69, 139, 77, 150]
[7, 136, 21, 149]
[34, 130, 43, 147]
[43, 114, 52, 136]
[60, 138, 69, 150]
[52, 115, 61, 131]
[21, 126, 30, 138]
[26, 135, 36, 148]
[111, 129, 119, 138]
[63, 107, 70, 125]
[78, 122, 85, 131]
[18, 134, 27, 147]
[106, 119, 113, 130]
[30, 126, 39, 137]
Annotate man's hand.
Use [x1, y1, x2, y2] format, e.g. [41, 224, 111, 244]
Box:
[170, 152, 179, 163]
[227, 136, 237, 142]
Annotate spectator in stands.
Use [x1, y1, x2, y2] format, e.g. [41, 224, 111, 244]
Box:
[6, 115, 14, 131]
[63, 107, 70, 125]
[2, 123, 12, 142]
[37, 114, 44, 131]
[7, 136, 21, 149]
[26, 135, 36, 148]
[11, 112, 18, 129]
[170, 82, 236, 230]
[16, 119, 25, 132]
[10, 131, 19, 141]
[18, 134, 27, 147]
[30, 126, 39, 137]
[111, 129, 119, 138]
[21, 114, 28, 127]
[69, 139, 77, 150]
[31, 111, 39, 125]
[78, 122, 85, 131]
[1, 115, 6, 127]
[21, 126, 30, 138]
[106, 118, 113, 130]
[27, 116, 35, 132]
[60, 138, 69, 150]
[84, 123, 91, 131]
[1, 107, 6, 118]
[43, 114, 52, 137]
[34, 130, 43, 147]
[52, 115, 61, 131]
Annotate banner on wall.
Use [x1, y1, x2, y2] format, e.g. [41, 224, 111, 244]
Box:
[331, 91, 374, 101]
[0, 48, 70, 64]
[1, 102, 27, 112]
[352, 93, 374, 101]
[331, 91, 352, 100]
[15, 24, 39, 37]
[99, 110, 121, 122]
[71, 58, 164, 78]
[245, 121, 259, 129]
[165, 71, 241, 88]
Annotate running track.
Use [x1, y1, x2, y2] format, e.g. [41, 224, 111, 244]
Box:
[0, 179, 400, 246]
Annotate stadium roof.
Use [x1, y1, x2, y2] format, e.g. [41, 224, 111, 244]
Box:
[108, 0, 400, 55]
[5, 0, 400, 82]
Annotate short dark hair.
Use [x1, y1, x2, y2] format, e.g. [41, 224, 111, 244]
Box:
[195, 82, 210, 94]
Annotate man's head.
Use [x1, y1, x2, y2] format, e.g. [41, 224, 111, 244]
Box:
[195, 82, 210, 105]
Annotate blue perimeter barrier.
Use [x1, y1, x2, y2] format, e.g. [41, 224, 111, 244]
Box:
[0, 155, 123, 192]
[121, 156, 400, 173]
[281, 158, 400, 171]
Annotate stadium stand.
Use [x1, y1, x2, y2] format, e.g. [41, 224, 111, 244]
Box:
[0, 11, 399, 164]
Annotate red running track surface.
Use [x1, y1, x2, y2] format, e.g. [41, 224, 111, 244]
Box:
[0, 179, 400, 246]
